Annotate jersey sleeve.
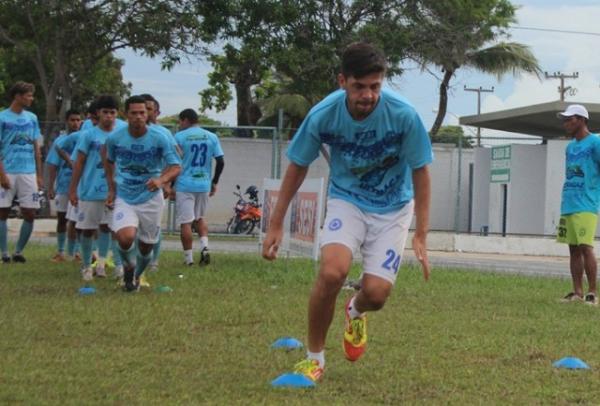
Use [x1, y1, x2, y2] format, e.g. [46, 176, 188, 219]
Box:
[212, 134, 224, 158]
[286, 114, 322, 166]
[105, 134, 116, 162]
[76, 131, 91, 156]
[160, 133, 181, 166]
[402, 109, 434, 169]
[45, 140, 61, 166]
[32, 113, 41, 140]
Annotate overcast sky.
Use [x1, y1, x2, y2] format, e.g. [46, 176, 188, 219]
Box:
[117, 0, 600, 134]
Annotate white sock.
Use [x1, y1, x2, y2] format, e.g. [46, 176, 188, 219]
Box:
[307, 350, 325, 367]
[97, 257, 106, 268]
[184, 249, 193, 263]
[200, 237, 208, 250]
[348, 296, 365, 319]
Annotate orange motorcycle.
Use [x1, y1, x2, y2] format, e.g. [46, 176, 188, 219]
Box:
[226, 185, 262, 235]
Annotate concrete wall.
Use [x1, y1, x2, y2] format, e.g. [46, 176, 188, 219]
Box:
[199, 138, 473, 232]
[471, 148, 491, 234]
[544, 140, 569, 235]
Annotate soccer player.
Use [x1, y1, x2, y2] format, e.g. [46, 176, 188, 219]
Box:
[174, 108, 224, 265]
[46, 109, 82, 261]
[0, 81, 43, 263]
[104, 95, 180, 292]
[556, 105, 600, 305]
[140, 93, 173, 274]
[69, 95, 119, 281]
[262, 42, 432, 382]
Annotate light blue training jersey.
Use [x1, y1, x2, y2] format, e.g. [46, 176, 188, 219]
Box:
[150, 123, 177, 167]
[0, 108, 41, 174]
[174, 127, 224, 193]
[46, 132, 78, 194]
[561, 133, 600, 215]
[106, 125, 181, 205]
[73, 126, 115, 201]
[287, 88, 433, 214]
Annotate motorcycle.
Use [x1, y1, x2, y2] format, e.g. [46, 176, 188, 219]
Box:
[226, 185, 262, 235]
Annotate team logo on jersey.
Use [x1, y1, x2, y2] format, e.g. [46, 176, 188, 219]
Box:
[328, 218, 342, 231]
[132, 144, 144, 151]
[78, 212, 85, 221]
[115, 212, 124, 221]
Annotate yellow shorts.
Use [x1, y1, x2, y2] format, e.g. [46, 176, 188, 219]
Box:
[556, 212, 598, 246]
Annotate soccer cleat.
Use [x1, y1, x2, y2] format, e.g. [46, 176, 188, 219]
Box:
[51, 253, 66, 263]
[95, 266, 107, 278]
[123, 267, 138, 292]
[584, 293, 598, 306]
[73, 253, 82, 262]
[561, 292, 583, 303]
[2, 255, 10, 263]
[293, 359, 324, 382]
[138, 274, 150, 288]
[82, 266, 94, 282]
[105, 257, 115, 269]
[12, 253, 26, 263]
[112, 265, 124, 280]
[199, 248, 210, 266]
[343, 298, 367, 362]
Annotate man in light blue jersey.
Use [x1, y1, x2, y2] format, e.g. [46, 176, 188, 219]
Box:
[0, 81, 43, 263]
[556, 105, 600, 306]
[262, 43, 432, 382]
[104, 95, 181, 292]
[139, 93, 174, 275]
[46, 109, 82, 262]
[69, 95, 119, 281]
[174, 108, 224, 266]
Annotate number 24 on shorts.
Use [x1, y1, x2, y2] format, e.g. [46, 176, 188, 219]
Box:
[382, 249, 401, 274]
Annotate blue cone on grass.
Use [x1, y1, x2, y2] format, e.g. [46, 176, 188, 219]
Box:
[79, 286, 96, 295]
[553, 357, 590, 369]
[271, 373, 315, 388]
[271, 337, 303, 350]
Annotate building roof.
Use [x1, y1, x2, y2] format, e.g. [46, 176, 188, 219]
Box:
[459, 100, 600, 138]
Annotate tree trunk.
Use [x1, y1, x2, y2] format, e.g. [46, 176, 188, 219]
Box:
[430, 69, 454, 136]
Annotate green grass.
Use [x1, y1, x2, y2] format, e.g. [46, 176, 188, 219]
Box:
[1, 244, 600, 404]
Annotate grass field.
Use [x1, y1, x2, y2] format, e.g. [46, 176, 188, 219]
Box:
[1, 244, 600, 404]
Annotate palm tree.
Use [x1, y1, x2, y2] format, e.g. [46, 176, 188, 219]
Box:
[430, 42, 541, 136]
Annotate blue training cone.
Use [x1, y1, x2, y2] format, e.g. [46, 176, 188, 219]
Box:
[271, 337, 304, 350]
[271, 373, 315, 388]
[155, 285, 173, 293]
[553, 357, 590, 369]
[79, 286, 96, 295]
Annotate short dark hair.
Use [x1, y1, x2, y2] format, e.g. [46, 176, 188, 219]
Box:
[65, 109, 81, 120]
[95, 95, 119, 111]
[140, 93, 160, 110]
[8, 81, 35, 100]
[87, 100, 99, 115]
[125, 95, 148, 112]
[341, 42, 386, 79]
[179, 108, 198, 124]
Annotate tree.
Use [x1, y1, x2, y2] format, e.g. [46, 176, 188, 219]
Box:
[404, 0, 541, 135]
[0, 0, 211, 123]
[431, 125, 472, 148]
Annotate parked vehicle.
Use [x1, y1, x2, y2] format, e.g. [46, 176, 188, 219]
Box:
[226, 185, 262, 235]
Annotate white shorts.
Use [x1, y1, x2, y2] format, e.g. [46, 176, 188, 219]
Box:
[76, 200, 112, 230]
[0, 174, 40, 209]
[320, 198, 414, 285]
[112, 193, 164, 244]
[66, 202, 78, 222]
[55, 194, 69, 212]
[176, 191, 209, 224]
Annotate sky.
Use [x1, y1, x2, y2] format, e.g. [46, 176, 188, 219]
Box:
[116, 0, 600, 136]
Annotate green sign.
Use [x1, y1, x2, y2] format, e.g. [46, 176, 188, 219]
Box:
[491, 145, 510, 183]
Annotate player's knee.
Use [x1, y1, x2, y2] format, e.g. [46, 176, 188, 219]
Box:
[362, 285, 391, 310]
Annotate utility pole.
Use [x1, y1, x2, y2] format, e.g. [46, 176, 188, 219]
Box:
[544, 71, 579, 101]
[464, 85, 494, 147]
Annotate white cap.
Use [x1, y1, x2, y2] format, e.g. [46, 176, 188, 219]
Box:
[557, 104, 589, 119]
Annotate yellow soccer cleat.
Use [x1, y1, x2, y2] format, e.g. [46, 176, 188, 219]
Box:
[138, 273, 151, 288]
[293, 359, 323, 382]
[343, 298, 367, 362]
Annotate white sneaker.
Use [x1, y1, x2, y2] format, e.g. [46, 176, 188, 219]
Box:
[95, 266, 107, 278]
[148, 262, 159, 273]
[113, 265, 124, 279]
[82, 267, 93, 281]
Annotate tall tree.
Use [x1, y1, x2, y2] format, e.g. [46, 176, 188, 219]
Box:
[404, 0, 541, 135]
[0, 0, 211, 123]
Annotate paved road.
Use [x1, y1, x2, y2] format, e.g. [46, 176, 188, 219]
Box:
[28, 235, 569, 279]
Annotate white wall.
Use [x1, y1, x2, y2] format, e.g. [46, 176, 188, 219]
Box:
[471, 148, 491, 234]
[544, 140, 569, 235]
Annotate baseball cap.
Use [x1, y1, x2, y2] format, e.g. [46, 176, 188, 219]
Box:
[557, 104, 589, 120]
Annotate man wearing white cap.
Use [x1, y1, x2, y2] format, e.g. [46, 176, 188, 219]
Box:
[556, 104, 600, 305]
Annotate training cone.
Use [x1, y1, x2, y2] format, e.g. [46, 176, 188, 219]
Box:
[553, 357, 590, 369]
[155, 285, 173, 293]
[271, 337, 304, 350]
[271, 373, 315, 388]
[79, 286, 96, 295]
